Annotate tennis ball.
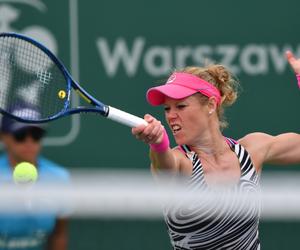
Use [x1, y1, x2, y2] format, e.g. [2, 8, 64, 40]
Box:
[13, 162, 38, 184]
[58, 90, 66, 99]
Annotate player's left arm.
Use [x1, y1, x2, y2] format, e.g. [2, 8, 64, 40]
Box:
[239, 132, 300, 168]
[256, 51, 300, 165]
[264, 133, 300, 164]
[46, 218, 68, 250]
[239, 52, 300, 169]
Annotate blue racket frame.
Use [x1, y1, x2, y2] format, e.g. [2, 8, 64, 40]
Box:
[0, 32, 109, 123]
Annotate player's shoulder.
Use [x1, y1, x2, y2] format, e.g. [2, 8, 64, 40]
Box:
[238, 132, 273, 145]
[38, 157, 70, 181]
[172, 145, 193, 163]
[172, 145, 186, 155]
[238, 132, 275, 154]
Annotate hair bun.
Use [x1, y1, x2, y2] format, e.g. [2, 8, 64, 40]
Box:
[206, 65, 238, 106]
[178, 65, 239, 129]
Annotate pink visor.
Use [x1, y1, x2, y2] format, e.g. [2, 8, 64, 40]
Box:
[146, 72, 222, 106]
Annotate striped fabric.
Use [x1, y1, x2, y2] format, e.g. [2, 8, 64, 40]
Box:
[164, 139, 261, 250]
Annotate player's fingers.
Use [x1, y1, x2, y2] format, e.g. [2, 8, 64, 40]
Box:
[286, 51, 297, 64]
[147, 128, 163, 144]
[143, 120, 163, 141]
[138, 125, 164, 144]
[146, 121, 165, 143]
[149, 123, 163, 139]
[144, 114, 154, 123]
[134, 114, 163, 144]
[153, 128, 164, 144]
[134, 114, 154, 137]
[143, 120, 161, 138]
[135, 135, 147, 142]
[132, 115, 151, 133]
[135, 132, 148, 141]
[133, 124, 155, 142]
[132, 126, 145, 136]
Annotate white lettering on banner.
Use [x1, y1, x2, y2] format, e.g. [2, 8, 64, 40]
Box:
[240, 45, 268, 75]
[96, 37, 145, 77]
[144, 46, 172, 76]
[95, 37, 300, 77]
[175, 46, 193, 69]
[193, 46, 213, 67]
[216, 45, 239, 74]
[269, 44, 293, 74]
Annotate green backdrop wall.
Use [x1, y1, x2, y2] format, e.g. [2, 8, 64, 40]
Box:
[0, 0, 299, 249]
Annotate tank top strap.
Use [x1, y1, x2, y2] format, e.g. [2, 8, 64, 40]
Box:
[224, 137, 238, 148]
[178, 145, 197, 163]
[227, 139, 260, 183]
[179, 144, 192, 153]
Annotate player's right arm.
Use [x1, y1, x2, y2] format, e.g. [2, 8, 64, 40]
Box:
[132, 114, 183, 174]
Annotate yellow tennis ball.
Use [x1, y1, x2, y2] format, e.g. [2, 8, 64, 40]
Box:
[13, 162, 38, 184]
[58, 90, 66, 99]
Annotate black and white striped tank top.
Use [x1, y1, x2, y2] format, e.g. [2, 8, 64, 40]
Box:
[164, 138, 261, 250]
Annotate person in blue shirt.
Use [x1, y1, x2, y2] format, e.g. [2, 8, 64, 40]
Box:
[0, 107, 69, 250]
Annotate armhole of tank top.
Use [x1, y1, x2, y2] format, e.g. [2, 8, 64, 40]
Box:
[225, 137, 237, 148]
[226, 137, 261, 178]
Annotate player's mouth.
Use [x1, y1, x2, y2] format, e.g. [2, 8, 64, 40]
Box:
[171, 124, 182, 135]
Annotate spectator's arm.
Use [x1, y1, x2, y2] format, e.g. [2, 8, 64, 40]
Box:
[46, 218, 68, 250]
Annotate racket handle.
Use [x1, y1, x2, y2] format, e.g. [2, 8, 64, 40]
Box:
[107, 106, 148, 127]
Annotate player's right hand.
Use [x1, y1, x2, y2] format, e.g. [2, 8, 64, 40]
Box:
[132, 114, 164, 145]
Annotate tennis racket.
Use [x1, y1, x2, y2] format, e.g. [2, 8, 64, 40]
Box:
[0, 32, 147, 127]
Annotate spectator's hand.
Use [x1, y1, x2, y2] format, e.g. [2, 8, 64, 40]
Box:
[286, 51, 300, 74]
[132, 114, 164, 145]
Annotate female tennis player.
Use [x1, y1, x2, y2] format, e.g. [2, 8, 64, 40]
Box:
[132, 51, 300, 250]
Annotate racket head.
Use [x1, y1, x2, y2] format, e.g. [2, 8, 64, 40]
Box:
[0, 32, 72, 123]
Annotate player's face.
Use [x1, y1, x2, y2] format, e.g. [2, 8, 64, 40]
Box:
[164, 95, 210, 145]
[1, 128, 44, 163]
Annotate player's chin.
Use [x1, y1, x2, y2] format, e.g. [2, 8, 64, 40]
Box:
[173, 133, 186, 145]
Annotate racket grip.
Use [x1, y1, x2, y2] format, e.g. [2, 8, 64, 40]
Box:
[107, 106, 148, 127]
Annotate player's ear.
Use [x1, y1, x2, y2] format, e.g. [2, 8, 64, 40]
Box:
[207, 97, 217, 114]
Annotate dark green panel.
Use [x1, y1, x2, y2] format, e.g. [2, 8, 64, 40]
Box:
[69, 219, 172, 250]
[260, 221, 300, 250]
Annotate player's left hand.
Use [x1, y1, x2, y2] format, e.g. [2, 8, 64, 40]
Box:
[286, 51, 300, 74]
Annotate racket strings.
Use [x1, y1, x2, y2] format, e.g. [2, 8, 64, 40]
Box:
[0, 37, 12, 113]
[0, 35, 68, 121]
[16, 37, 67, 118]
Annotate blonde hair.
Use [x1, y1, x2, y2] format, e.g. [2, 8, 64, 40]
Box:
[176, 65, 239, 129]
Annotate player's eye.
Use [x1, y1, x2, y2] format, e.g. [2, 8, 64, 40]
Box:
[164, 106, 170, 112]
[177, 104, 187, 109]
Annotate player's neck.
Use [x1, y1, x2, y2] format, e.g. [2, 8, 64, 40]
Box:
[190, 126, 227, 157]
